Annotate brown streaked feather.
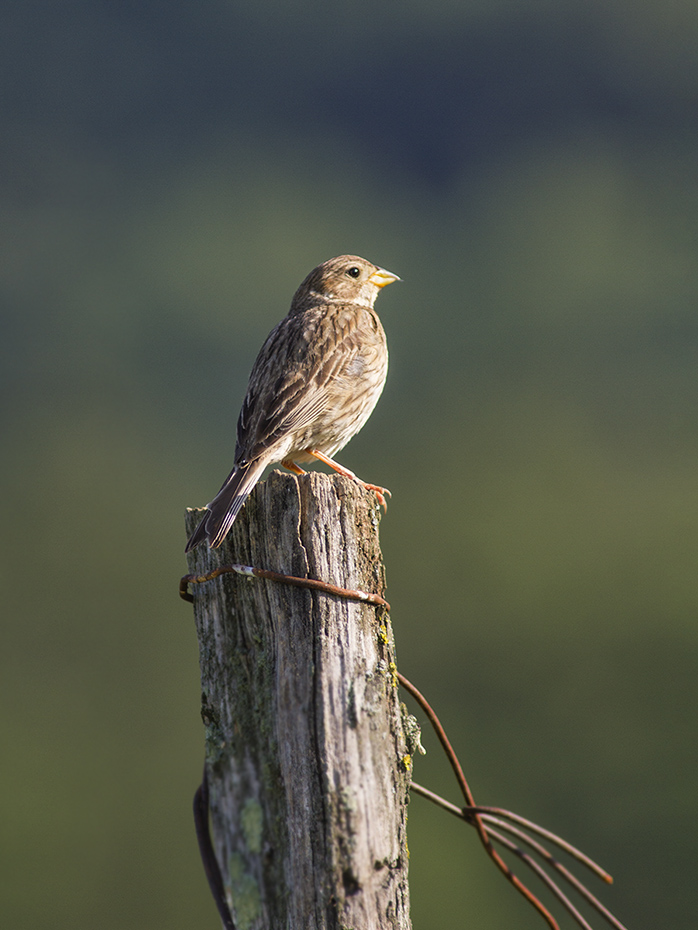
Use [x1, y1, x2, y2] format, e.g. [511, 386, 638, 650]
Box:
[185, 254, 397, 551]
[184, 459, 267, 552]
[235, 303, 384, 465]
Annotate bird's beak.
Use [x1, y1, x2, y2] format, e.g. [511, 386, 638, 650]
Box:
[368, 267, 401, 288]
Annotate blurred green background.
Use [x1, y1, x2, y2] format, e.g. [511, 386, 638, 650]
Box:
[3, 2, 697, 928]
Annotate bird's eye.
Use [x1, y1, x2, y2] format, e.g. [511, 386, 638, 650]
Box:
[346, 266, 361, 279]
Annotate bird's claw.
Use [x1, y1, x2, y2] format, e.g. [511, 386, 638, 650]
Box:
[363, 483, 391, 512]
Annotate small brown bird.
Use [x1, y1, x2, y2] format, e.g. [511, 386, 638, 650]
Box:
[186, 254, 399, 551]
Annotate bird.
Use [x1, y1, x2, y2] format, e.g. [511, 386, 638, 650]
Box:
[185, 254, 399, 551]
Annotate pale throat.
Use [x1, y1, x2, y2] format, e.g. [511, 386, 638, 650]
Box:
[309, 288, 377, 309]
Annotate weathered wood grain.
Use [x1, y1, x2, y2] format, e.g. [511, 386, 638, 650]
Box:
[185, 470, 411, 930]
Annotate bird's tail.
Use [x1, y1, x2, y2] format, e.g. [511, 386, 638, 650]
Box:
[185, 459, 267, 552]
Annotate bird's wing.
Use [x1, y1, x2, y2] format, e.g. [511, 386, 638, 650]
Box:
[235, 306, 362, 463]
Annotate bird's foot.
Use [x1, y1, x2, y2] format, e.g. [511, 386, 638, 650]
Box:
[360, 483, 391, 511]
[305, 449, 390, 512]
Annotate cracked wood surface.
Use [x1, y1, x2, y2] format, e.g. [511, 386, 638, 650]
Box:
[185, 470, 411, 930]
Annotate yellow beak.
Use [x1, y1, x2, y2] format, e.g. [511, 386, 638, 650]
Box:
[368, 267, 401, 288]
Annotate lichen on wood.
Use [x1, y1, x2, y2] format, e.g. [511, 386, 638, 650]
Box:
[185, 470, 412, 930]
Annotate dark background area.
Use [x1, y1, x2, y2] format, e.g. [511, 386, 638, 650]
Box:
[3, 2, 697, 928]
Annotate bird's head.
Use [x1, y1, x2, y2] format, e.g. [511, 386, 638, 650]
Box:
[292, 255, 400, 310]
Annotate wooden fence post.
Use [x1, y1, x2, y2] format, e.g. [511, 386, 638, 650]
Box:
[185, 470, 412, 930]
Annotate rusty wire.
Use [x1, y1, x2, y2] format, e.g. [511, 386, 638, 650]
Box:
[399, 674, 629, 930]
[193, 767, 237, 930]
[183, 562, 628, 930]
[180, 562, 390, 610]
[397, 671, 560, 928]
